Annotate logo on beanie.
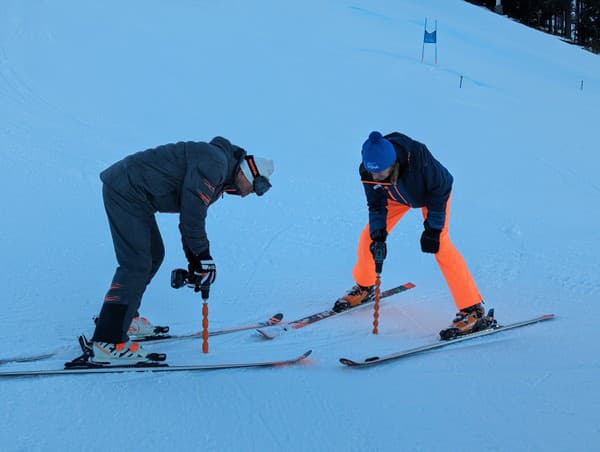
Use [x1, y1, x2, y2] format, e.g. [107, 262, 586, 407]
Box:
[365, 161, 384, 172]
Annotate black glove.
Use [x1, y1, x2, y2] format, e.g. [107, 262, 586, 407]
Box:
[370, 241, 387, 261]
[185, 249, 217, 286]
[420, 221, 441, 254]
[369, 230, 387, 273]
[191, 259, 217, 287]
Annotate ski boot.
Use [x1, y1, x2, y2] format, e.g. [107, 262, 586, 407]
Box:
[92, 315, 170, 339]
[128, 316, 170, 339]
[90, 340, 166, 365]
[333, 284, 375, 313]
[64, 335, 166, 369]
[439, 303, 496, 340]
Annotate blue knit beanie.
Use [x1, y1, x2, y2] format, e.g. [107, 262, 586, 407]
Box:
[362, 131, 396, 172]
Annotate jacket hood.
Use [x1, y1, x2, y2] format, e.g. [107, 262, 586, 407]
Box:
[209, 136, 247, 186]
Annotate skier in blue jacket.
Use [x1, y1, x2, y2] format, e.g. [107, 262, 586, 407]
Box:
[335, 131, 486, 339]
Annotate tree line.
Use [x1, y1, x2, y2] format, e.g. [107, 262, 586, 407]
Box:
[466, 1, 600, 53]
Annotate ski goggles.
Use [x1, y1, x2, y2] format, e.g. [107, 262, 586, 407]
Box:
[245, 155, 272, 196]
[253, 175, 271, 196]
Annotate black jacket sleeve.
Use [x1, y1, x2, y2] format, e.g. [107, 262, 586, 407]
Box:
[179, 148, 228, 256]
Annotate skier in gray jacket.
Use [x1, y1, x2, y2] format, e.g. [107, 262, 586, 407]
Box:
[90, 136, 274, 364]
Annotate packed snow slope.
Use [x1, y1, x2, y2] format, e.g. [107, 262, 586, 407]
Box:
[1, 0, 599, 450]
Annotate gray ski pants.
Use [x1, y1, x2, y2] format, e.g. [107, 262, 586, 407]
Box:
[91, 184, 165, 343]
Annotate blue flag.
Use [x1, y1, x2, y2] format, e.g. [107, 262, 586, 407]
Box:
[424, 30, 437, 44]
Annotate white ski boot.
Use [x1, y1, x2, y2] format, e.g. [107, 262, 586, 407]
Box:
[91, 340, 166, 365]
[127, 316, 169, 338]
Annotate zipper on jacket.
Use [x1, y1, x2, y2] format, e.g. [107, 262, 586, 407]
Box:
[387, 185, 410, 206]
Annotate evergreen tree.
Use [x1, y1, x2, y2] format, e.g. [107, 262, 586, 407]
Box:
[575, 0, 600, 51]
[465, 0, 600, 52]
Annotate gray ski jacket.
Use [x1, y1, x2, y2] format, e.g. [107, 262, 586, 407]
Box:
[100, 136, 245, 257]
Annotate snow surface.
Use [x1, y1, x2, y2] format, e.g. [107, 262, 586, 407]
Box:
[1, 0, 599, 450]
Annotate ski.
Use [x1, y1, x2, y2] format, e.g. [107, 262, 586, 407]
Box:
[0, 351, 61, 365]
[339, 313, 555, 367]
[0, 350, 312, 378]
[135, 312, 284, 343]
[0, 313, 283, 366]
[256, 282, 416, 340]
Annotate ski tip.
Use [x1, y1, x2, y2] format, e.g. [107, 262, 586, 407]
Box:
[339, 358, 358, 366]
[339, 356, 380, 366]
[301, 350, 313, 359]
[273, 350, 312, 368]
[270, 313, 284, 324]
[404, 282, 416, 289]
[542, 314, 555, 320]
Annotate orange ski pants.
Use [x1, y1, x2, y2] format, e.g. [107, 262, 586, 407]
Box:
[352, 196, 482, 310]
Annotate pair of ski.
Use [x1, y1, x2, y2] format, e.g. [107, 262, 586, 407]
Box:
[255, 282, 554, 366]
[0, 313, 288, 370]
[0, 283, 417, 378]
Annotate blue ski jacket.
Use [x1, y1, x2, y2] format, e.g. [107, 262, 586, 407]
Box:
[361, 132, 453, 234]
